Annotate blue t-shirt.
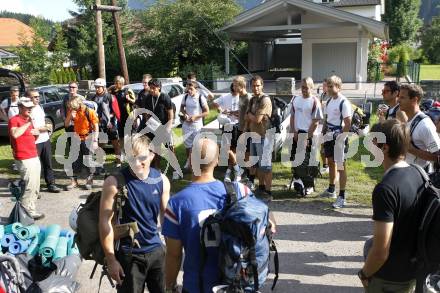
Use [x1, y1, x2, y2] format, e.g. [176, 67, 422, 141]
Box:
[162, 180, 251, 293]
[119, 167, 163, 254]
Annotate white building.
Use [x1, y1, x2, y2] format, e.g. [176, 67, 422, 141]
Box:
[221, 0, 388, 88]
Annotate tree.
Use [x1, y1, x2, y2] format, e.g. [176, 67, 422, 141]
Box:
[383, 0, 423, 44]
[421, 16, 440, 63]
[135, 0, 242, 76]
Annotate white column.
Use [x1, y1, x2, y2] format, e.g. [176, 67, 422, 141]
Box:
[356, 26, 363, 90]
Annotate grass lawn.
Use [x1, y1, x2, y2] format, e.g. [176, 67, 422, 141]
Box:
[420, 64, 440, 80]
[0, 110, 382, 206]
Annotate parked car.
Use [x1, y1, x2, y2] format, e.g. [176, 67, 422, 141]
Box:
[0, 85, 68, 137]
[126, 80, 186, 127]
[0, 68, 25, 100]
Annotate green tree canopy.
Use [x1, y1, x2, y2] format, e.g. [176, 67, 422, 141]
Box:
[421, 16, 440, 63]
[383, 0, 423, 44]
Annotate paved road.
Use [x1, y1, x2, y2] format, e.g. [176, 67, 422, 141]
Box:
[0, 176, 372, 293]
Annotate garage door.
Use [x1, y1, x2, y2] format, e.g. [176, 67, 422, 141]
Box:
[312, 43, 356, 82]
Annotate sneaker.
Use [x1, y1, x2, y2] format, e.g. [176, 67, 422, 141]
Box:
[320, 166, 329, 174]
[29, 211, 45, 220]
[172, 171, 181, 180]
[47, 184, 61, 193]
[65, 179, 78, 191]
[224, 169, 232, 182]
[332, 196, 346, 208]
[305, 187, 314, 195]
[85, 176, 93, 190]
[320, 189, 337, 198]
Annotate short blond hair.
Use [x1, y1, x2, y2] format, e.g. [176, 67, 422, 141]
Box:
[233, 75, 247, 89]
[327, 75, 342, 89]
[69, 96, 84, 110]
[301, 77, 314, 89]
[131, 134, 151, 155]
[114, 75, 125, 84]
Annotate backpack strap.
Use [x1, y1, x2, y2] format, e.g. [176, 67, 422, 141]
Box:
[112, 172, 127, 223]
[291, 96, 297, 114]
[410, 113, 428, 149]
[224, 181, 238, 206]
[339, 99, 345, 127]
[312, 97, 317, 116]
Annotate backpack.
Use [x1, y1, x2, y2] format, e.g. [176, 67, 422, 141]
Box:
[409, 113, 429, 150]
[411, 165, 440, 272]
[181, 93, 205, 125]
[249, 95, 287, 133]
[325, 98, 366, 134]
[75, 172, 139, 266]
[199, 182, 279, 293]
[290, 140, 320, 196]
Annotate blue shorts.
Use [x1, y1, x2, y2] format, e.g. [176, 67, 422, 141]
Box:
[250, 137, 272, 172]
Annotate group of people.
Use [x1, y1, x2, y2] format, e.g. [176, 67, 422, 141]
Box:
[4, 71, 440, 293]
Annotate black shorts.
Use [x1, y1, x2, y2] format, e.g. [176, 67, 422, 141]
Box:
[222, 124, 240, 149]
[323, 136, 349, 159]
[101, 124, 119, 141]
[237, 130, 251, 153]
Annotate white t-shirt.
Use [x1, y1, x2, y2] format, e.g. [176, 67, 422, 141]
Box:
[196, 81, 212, 99]
[1, 99, 19, 118]
[291, 95, 323, 132]
[31, 104, 50, 144]
[214, 93, 239, 124]
[406, 112, 440, 167]
[324, 94, 352, 128]
[182, 93, 208, 129]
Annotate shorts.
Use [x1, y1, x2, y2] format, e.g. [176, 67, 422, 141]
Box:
[102, 124, 119, 141]
[182, 123, 201, 149]
[250, 137, 272, 172]
[237, 130, 251, 153]
[323, 132, 349, 159]
[222, 124, 239, 149]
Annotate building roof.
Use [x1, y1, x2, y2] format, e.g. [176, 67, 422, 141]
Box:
[222, 0, 388, 39]
[0, 18, 34, 48]
[0, 48, 18, 59]
[325, 0, 381, 7]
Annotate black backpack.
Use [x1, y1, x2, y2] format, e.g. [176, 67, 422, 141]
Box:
[412, 164, 440, 272]
[249, 95, 287, 133]
[180, 93, 205, 125]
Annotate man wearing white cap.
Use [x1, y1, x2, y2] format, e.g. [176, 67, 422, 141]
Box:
[8, 97, 44, 220]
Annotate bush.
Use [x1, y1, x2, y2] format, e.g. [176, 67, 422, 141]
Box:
[178, 62, 225, 89]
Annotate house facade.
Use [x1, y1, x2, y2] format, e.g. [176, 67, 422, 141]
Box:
[221, 0, 388, 88]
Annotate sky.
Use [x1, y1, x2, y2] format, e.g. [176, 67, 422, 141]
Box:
[1, 0, 79, 22]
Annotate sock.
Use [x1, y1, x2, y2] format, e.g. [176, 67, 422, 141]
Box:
[328, 184, 336, 193]
[249, 175, 255, 183]
[339, 190, 346, 199]
[265, 189, 272, 195]
[323, 164, 328, 168]
[258, 185, 265, 191]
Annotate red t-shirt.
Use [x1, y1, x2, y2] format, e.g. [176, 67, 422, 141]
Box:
[8, 114, 38, 160]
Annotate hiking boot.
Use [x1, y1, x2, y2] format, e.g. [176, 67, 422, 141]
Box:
[85, 176, 93, 190]
[65, 179, 78, 191]
[305, 187, 314, 196]
[320, 166, 329, 174]
[47, 184, 61, 193]
[29, 211, 45, 220]
[320, 189, 337, 198]
[224, 169, 232, 182]
[332, 196, 346, 209]
[258, 191, 273, 203]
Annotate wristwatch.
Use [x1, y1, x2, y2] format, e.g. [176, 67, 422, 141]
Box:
[357, 269, 371, 281]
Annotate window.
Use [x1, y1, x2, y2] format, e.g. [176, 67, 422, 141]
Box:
[43, 89, 60, 103]
[57, 87, 69, 101]
[168, 85, 181, 98]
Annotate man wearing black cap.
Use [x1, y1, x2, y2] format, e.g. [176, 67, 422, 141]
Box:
[0, 86, 20, 121]
[8, 97, 44, 220]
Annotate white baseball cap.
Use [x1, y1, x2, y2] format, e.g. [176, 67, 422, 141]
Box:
[17, 97, 34, 108]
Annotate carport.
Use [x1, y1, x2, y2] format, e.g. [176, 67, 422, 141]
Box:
[221, 0, 388, 88]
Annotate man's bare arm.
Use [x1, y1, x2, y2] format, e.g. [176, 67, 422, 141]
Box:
[160, 174, 171, 226]
[165, 237, 183, 289]
[362, 221, 393, 277]
[10, 122, 32, 139]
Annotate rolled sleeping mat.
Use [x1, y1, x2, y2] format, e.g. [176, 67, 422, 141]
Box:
[39, 224, 61, 259]
[4, 223, 22, 235]
[8, 239, 31, 254]
[16, 224, 40, 240]
[60, 229, 74, 242]
[39, 226, 47, 238]
[0, 225, 4, 240]
[69, 243, 79, 256]
[26, 234, 40, 256]
[67, 237, 73, 255]
[54, 236, 68, 260]
[1, 234, 16, 248]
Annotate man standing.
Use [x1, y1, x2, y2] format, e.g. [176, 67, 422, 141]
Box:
[64, 96, 99, 190]
[0, 86, 20, 121]
[186, 72, 214, 100]
[8, 97, 44, 220]
[378, 81, 406, 122]
[398, 84, 440, 170]
[110, 75, 136, 141]
[290, 77, 323, 195]
[137, 79, 178, 178]
[213, 83, 242, 182]
[100, 135, 170, 293]
[359, 119, 422, 292]
[162, 138, 254, 293]
[135, 74, 152, 107]
[61, 81, 84, 135]
[91, 78, 121, 167]
[28, 89, 61, 193]
[246, 75, 272, 198]
[180, 81, 209, 169]
[320, 75, 352, 208]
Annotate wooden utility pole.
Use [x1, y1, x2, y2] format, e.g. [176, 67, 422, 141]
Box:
[95, 0, 105, 80]
[92, 1, 130, 84]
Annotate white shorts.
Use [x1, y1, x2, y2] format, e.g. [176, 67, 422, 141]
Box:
[182, 123, 201, 149]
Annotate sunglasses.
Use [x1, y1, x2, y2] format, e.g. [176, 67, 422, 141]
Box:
[135, 155, 149, 162]
[32, 95, 40, 98]
[69, 86, 78, 89]
[382, 89, 391, 94]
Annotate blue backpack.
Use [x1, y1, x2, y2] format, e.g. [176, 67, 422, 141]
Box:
[199, 182, 279, 293]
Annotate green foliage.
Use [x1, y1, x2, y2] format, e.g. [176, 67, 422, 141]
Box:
[0, 10, 54, 27]
[383, 0, 423, 44]
[367, 41, 385, 82]
[56, 70, 63, 84]
[387, 44, 415, 77]
[80, 67, 89, 80]
[136, 0, 242, 76]
[178, 62, 225, 88]
[421, 16, 440, 64]
[49, 70, 58, 84]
